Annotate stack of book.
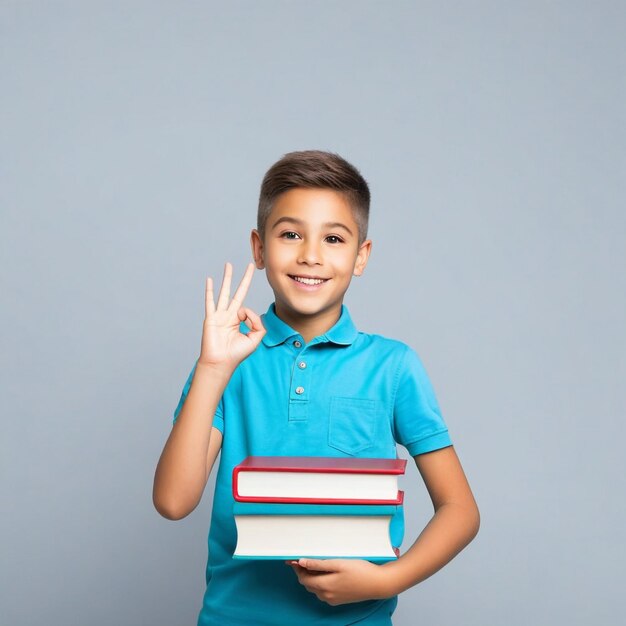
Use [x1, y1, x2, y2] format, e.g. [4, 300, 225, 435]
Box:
[232, 456, 406, 561]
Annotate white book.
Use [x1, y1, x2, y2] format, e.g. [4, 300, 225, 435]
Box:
[233, 502, 399, 561]
[233, 456, 406, 504]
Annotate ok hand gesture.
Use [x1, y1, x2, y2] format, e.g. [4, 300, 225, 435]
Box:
[198, 262, 265, 370]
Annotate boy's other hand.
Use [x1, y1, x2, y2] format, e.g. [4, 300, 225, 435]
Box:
[198, 262, 265, 370]
[287, 558, 391, 606]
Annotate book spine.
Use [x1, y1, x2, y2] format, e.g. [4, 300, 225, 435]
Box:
[232, 492, 404, 505]
[233, 501, 400, 516]
[232, 554, 398, 562]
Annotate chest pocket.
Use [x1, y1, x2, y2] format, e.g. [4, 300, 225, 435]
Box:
[328, 396, 377, 456]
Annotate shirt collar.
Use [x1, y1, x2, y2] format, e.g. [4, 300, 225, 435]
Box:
[261, 303, 359, 347]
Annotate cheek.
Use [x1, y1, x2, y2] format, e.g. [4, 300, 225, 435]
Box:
[265, 248, 285, 267]
[335, 252, 360, 273]
[263, 247, 293, 275]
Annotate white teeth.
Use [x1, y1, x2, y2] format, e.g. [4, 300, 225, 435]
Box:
[293, 276, 325, 285]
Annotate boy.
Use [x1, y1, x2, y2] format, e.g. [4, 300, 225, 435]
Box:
[153, 151, 479, 625]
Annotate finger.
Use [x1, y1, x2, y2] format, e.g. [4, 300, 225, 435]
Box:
[205, 277, 216, 316]
[300, 575, 328, 594]
[238, 308, 253, 330]
[286, 561, 305, 575]
[216, 262, 232, 310]
[241, 307, 264, 331]
[228, 262, 255, 313]
[298, 558, 340, 572]
[240, 308, 266, 343]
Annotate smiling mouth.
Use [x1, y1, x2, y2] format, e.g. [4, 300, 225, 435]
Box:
[289, 275, 329, 286]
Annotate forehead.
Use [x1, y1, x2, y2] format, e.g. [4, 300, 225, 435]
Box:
[268, 188, 357, 229]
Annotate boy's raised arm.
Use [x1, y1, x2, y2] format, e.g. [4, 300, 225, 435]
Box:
[153, 262, 265, 520]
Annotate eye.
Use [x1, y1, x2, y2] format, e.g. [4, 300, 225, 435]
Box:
[280, 231, 301, 240]
[325, 235, 344, 244]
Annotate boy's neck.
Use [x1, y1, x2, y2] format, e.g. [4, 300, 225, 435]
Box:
[274, 303, 343, 344]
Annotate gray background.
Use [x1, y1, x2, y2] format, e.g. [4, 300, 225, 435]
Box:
[2, 1, 624, 625]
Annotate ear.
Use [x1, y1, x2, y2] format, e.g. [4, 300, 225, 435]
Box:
[250, 229, 265, 269]
[353, 239, 372, 276]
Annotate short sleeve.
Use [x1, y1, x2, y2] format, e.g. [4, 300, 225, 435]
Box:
[172, 361, 225, 433]
[393, 346, 452, 456]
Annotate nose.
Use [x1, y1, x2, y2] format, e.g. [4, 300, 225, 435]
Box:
[297, 239, 322, 265]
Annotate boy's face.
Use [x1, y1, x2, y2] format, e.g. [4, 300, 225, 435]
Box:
[250, 188, 371, 335]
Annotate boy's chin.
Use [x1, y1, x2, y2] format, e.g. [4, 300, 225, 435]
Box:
[276, 299, 343, 319]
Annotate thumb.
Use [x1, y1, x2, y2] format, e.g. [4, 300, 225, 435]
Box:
[298, 558, 342, 572]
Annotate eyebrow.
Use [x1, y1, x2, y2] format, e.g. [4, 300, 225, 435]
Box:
[270, 216, 355, 237]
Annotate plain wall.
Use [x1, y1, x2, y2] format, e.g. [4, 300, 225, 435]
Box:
[1, 1, 624, 625]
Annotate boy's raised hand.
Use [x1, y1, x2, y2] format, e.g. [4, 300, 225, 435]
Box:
[199, 262, 265, 370]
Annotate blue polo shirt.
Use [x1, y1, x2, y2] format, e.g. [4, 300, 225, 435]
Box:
[173, 303, 452, 626]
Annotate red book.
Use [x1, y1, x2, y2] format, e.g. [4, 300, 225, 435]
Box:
[232, 456, 406, 505]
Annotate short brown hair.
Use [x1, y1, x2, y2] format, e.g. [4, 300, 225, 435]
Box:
[257, 150, 370, 243]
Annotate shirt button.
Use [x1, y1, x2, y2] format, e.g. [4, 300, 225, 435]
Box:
[295, 386, 305, 395]
[293, 340, 302, 348]
[298, 361, 307, 369]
